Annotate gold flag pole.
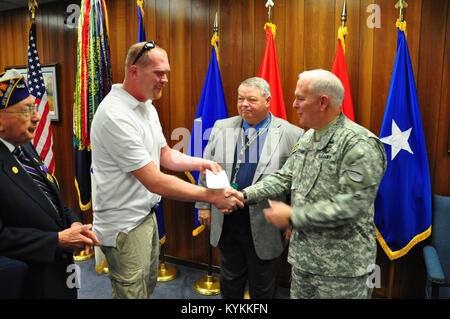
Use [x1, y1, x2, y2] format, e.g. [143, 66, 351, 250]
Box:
[245, 0, 278, 301]
[193, 12, 221, 297]
[337, 0, 348, 54]
[157, 240, 178, 282]
[28, 0, 38, 21]
[265, 0, 274, 22]
[193, 233, 220, 295]
[395, 0, 408, 23]
[213, 12, 218, 38]
[157, 209, 177, 280]
[341, 0, 347, 27]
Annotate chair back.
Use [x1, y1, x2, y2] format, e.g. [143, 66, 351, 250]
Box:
[0, 256, 28, 299]
[431, 195, 450, 284]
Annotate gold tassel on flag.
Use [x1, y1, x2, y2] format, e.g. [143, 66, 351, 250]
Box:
[337, 26, 348, 54]
[28, 0, 37, 20]
[395, 0, 408, 37]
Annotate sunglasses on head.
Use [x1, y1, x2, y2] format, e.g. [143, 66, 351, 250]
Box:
[132, 41, 157, 65]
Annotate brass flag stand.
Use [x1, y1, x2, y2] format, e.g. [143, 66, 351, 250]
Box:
[194, 233, 220, 295]
[158, 243, 178, 282]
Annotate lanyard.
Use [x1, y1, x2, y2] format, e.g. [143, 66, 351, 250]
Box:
[231, 114, 271, 189]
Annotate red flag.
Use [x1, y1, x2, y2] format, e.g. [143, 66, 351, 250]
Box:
[258, 23, 287, 120]
[331, 27, 355, 121]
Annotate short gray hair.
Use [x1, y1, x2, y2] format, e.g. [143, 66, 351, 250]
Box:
[298, 69, 344, 109]
[238, 77, 271, 98]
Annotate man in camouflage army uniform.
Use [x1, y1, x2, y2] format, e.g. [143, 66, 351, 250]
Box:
[233, 69, 387, 298]
[196, 77, 303, 299]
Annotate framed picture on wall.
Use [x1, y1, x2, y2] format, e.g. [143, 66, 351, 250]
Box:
[5, 63, 60, 122]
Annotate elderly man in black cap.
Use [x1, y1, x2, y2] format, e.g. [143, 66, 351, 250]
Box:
[0, 69, 100, 299]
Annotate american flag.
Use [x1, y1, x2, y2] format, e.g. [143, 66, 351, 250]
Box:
[27, 22, 54, 173]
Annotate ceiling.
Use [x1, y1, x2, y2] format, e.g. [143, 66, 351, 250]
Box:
[0, 0, 57, 12]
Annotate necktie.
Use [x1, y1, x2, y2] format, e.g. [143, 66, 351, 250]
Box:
[14, 147, 60, 214]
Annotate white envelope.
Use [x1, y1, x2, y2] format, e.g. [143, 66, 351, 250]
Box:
[205, 169, 230, 189]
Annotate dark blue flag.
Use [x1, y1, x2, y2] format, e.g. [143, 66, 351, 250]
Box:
[374, 27, 432, 260]
[136, 0, 165, 243]
[137, 0, 146, 42]
[186, 35, 228, 236]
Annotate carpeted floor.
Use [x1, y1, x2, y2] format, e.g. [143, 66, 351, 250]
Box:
[75, 257, 289, 299]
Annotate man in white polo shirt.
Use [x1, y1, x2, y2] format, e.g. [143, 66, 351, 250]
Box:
[91, 42, 242, 299]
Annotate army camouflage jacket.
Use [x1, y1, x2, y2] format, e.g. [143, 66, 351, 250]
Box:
[245, 113, 387, 277]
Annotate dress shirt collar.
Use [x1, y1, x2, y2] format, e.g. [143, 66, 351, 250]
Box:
[243, 112, 271, 135]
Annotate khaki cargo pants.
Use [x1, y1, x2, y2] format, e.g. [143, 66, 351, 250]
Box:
[101, 213, 160, 299]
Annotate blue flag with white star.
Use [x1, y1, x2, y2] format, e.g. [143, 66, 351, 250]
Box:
[374, 28, 432, 260]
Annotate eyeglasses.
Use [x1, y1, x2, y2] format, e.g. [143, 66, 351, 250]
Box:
[0, 104, 39, 118]
[132, 41, 157, 65]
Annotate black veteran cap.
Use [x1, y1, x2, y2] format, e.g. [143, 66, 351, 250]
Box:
[0, 69, 31, 109]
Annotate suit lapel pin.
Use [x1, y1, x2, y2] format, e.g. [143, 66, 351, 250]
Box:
[46, 173, 54, 183]
[12, 166, 19, 174]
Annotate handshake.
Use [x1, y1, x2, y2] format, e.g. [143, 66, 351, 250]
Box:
[201, 187, 293, 230]
[197, 162, 292, 229]
[210, 187, 245, 213]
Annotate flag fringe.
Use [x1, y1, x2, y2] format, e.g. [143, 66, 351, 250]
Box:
[192, 225, 205, 237]
[74, 177, 92, 211]
[376, 225, 431, 260]
[95, 257, 109, 274]
[185, 171, 196, 184]
[186, 171, 205, 237]
[264, 22, 276, 38]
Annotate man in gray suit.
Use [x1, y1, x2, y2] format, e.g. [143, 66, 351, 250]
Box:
[196, 77, 303, 298]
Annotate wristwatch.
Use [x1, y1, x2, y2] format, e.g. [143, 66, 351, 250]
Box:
[241, 190, 248, 202]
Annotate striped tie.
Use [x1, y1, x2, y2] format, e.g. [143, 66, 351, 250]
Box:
[14, 147, 60, 214]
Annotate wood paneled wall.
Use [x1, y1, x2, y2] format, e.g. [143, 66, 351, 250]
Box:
[0, 0, 448, 298]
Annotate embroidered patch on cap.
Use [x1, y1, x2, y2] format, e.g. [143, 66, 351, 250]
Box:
[0, 69, 30, 109]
